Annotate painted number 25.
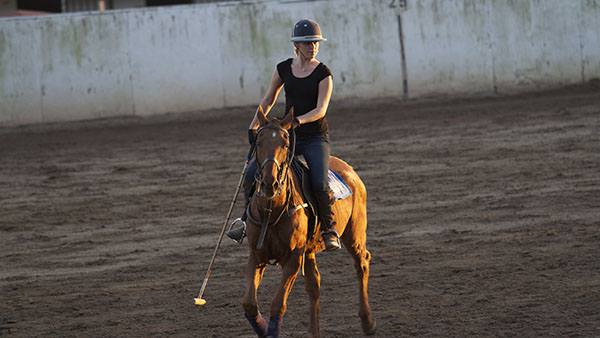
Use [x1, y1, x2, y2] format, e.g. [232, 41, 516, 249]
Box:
[389, 0, 407, 8]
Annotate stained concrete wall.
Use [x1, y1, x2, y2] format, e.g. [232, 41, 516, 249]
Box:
[403, 0, 600, 96]
[0, 0, 599, 126]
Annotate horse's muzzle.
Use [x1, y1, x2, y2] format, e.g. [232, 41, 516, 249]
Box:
[255, 160, 284, 199]
[257, 177, 280, 199]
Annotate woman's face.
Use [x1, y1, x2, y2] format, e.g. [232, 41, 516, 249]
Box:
[295, 41, 319, 59]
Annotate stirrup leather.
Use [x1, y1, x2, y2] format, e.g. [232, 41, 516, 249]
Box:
[226, 218, 246, 244]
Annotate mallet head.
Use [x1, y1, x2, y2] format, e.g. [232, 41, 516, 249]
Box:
[194, 298, 206, 306]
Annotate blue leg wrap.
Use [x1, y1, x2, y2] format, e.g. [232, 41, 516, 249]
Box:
[245, 312, 268, 337]
[266, 316, 283, 337]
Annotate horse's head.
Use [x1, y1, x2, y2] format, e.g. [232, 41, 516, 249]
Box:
[254, 106, 295, 199]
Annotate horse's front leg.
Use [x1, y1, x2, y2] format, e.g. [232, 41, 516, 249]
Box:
[242, 253, 267, 337]
[267, 250, 303, 337]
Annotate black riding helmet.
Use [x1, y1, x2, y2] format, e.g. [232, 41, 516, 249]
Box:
[291, 19, 327, 42]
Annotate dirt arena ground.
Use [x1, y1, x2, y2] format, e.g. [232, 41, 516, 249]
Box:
[1, 83, 599, 337]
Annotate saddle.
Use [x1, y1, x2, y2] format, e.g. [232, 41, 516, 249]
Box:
[290, 155, 353, 240]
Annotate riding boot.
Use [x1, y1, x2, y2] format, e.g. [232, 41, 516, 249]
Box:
[317, 191, 341, 251]
[226, 180, 255, 243]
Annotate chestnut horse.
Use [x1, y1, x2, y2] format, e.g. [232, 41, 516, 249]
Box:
[241, 108, 376, 338]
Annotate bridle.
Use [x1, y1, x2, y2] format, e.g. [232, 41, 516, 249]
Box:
[254, 125, 294, 198]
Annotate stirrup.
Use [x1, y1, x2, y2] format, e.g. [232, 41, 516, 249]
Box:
[226, 218, 246, 244]
[320, 230, 341, 251]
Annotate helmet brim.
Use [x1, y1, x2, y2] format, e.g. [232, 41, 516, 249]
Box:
[291, 36, 327, 42]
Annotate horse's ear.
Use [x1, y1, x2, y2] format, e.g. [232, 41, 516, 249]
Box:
[281, 107, 294, 130]
[257, 105, 269, 127]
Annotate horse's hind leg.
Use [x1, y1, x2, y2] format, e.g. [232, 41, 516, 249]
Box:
[242, 254, 267, 337]
[341, 220, 376, 335]
[304, 253, 321, 338]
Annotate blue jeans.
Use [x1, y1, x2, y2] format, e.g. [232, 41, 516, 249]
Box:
[245, 134, 331, 194]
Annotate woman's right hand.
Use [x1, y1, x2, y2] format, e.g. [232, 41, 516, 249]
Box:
[248, 129, 258, 145]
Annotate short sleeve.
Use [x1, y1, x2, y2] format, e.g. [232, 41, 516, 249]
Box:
[277, 58, 293, 80]
[316, 63, 332, 82]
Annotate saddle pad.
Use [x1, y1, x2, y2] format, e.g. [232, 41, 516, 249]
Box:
[328, 169, 352, 200]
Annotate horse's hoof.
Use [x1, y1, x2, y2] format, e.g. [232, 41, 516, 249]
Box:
[362, 318, 376, 336]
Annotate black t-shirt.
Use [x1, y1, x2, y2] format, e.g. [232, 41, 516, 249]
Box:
[277, 58, 332, 136]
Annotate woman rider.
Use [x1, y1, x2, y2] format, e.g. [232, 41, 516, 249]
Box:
[226, 19, 340, 251]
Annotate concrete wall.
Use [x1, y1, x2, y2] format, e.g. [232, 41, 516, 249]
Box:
[0, 0, 599, 126]
[403, 0, 600, 96]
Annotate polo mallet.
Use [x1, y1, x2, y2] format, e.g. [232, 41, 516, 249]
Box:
[194, 143, 256, 306]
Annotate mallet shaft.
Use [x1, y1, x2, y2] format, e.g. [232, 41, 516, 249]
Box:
[195, 144, 255, 304]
